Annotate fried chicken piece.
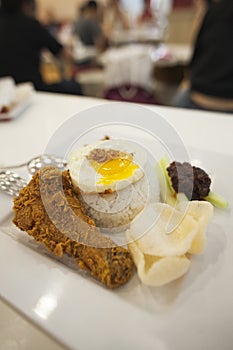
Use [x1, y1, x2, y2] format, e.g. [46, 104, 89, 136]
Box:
[13, 167, 134, 289]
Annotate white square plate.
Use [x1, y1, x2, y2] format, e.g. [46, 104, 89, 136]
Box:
[0, 147, 232, 350]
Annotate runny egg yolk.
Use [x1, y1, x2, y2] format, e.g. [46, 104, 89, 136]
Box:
[96, 158, 139, 185]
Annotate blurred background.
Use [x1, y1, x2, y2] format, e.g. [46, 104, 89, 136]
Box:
[37, 0, 194, 45]
[2, 0, 232, 112]
[36, 0, 196, 104]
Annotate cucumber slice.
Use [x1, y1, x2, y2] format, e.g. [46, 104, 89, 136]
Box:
[205, 191, 229, 209]
[156, 157, 176, 206]
[159, 157, 176, 195]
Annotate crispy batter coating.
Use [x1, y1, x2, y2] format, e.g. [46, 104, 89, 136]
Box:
[13, 167, 134, 289]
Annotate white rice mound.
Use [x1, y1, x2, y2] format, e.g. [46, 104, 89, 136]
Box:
[77, 176, 149, 231]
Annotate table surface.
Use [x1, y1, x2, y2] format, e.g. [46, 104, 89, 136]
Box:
[0, 92, 232, 350]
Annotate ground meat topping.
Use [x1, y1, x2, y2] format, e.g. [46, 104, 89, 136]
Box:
[167, 161, 211, 200]
[87, 148, 131, 164]
[101, 135, 110, 141]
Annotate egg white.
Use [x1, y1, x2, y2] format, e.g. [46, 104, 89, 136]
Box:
[68, 139, 147, 193]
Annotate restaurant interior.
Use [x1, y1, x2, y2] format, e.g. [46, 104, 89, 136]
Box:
[32, 0, 196, 106]
[0, 1, 233, 350]
[1, 0, 232, 111]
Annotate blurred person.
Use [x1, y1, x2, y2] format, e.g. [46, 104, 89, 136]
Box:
[103, 0, 129, 36]
[78, 3, 88, 19]
[74, 1, 106, 49]
[42, 8, 59, 37]
[22, 0, 36, 17]
[0, 0, 83, 95]
[174, 0, 233, 113]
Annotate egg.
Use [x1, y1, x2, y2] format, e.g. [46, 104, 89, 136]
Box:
[68, 140, 146, 194]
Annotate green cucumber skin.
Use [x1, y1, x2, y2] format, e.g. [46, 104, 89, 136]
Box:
[205, 191, 229, 209]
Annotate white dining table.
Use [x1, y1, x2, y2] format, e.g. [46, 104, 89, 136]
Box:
[0, 92, 232, 350]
